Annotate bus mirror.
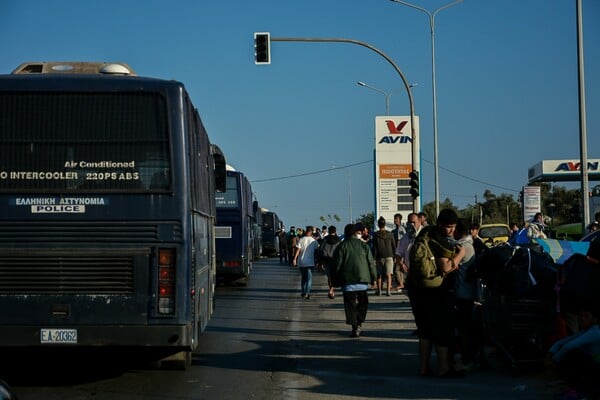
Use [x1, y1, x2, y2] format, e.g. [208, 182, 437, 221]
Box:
[253, 201, 259, 215]
[211, 144, 226, 192]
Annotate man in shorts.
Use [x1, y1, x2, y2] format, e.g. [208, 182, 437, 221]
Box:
[372, 217, 396, 296]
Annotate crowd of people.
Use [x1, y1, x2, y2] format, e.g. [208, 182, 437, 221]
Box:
[276, 209, 600, 398]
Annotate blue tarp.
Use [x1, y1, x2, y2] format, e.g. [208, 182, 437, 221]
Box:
[534, 238, 590, 264]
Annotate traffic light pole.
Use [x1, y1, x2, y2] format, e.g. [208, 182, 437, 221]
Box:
[270, 36, 420, 212]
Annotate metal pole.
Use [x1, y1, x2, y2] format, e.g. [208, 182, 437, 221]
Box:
[389, 0, 462, 218]
[358, 81, 418, 115]
[576, 0, 590, 231]
[273, 36, 419, 212]
[385, 94, 390, 116]
[357, 81, 390, 115]
[348, 169, 353, 223]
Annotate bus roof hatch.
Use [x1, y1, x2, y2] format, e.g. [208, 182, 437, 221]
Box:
[11, 62, 136, 76]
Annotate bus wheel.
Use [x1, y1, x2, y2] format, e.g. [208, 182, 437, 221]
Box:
[161, 351, 192, 370]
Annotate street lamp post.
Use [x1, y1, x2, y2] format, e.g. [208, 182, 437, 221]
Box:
[357, 81, 418, 115]
[389, 0, 462, 218]
[357, 81, 391, 115]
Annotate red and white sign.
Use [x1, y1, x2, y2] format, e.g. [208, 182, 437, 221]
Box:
[523, 185, 541, 222]
[374, 116, 420, 227]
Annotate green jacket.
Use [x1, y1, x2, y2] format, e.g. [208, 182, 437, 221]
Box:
[333, 237, 377, 286]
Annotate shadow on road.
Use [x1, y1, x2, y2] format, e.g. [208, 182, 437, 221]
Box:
[196, 259, 550, 400]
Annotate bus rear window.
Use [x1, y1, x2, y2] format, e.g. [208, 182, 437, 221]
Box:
[0, 92, 171, 192]
[215, 176, 239, 208]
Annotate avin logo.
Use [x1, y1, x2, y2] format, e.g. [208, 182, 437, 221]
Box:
[380, 120, 411, 144]
[385, 120, 408, 134]
[555, 161, 599, 172]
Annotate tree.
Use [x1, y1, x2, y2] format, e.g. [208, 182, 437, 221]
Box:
[319, 214, 341, 226]
[422, 198, 457, 224]
[356, 212, 374, 230]
[543, 185, 581, 226]
[361, 184, 582, 229]
[479, 192, 518, 224]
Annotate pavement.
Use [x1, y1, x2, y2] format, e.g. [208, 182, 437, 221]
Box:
[271, 258, 560, 400]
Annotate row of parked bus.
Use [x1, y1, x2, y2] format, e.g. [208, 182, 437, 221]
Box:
[0, 61, 280, 370]
[214, 165, 283, 285]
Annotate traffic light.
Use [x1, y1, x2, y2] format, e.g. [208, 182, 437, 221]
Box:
[254, 32, 271, 65]
[409, 170, 419, 198]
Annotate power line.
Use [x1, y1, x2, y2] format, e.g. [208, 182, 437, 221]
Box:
[251, 160, 371, 183]
[423, 159, 520, 193]
[252, 158, 520, 194]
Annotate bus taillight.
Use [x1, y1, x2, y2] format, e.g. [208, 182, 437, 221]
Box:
[223, 261, 241, 267]
[158, 248, 175, 314]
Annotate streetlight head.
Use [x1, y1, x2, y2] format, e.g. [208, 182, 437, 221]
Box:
[357, 81, 366, 86]
[409, 83, 418, 88]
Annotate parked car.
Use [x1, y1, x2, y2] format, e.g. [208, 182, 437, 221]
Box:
[479, 223, 511, 247]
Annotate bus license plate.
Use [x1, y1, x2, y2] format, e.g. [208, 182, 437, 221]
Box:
[40, 329, 78, 344]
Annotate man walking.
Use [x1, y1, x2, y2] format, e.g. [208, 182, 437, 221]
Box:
[287, 226, 298, 266]
[373, 217, 396, 296]
[392, 213, 407, 290]
[293, 226, 318, 300]
[317, 225, 341, 299]
[278, 227, 288, 265]
[332, 223, 377, 338]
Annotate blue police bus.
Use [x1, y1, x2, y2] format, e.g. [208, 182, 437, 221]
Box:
[0, 62, 226, 369]
[261, 210, 282, 257]
[215, 166, 258, 284]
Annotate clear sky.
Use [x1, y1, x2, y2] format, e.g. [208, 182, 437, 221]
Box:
[1, 0, 598, 228]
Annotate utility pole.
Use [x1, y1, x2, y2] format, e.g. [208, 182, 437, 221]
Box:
[576, 0, 590, 232]
[389, 0, 463, 217]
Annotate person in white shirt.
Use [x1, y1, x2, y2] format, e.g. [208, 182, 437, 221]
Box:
[293, 226, 319, 300]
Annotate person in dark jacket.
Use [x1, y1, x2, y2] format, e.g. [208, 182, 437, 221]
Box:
[333, 223, 377, 338]
[469, 223, 488, 257]
[373, 217, 397, 296]
[409, 208, 466, 378]
[317, 225, 341, 299]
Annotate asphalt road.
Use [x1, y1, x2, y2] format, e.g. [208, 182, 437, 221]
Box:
[3, 258, 554, 399]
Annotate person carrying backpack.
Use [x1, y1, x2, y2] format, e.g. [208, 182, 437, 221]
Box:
[407, 208, 466, 378]
[317, 225, 341, 299]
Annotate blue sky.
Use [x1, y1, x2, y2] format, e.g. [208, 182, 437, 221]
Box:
[1, 0, 598, 228]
